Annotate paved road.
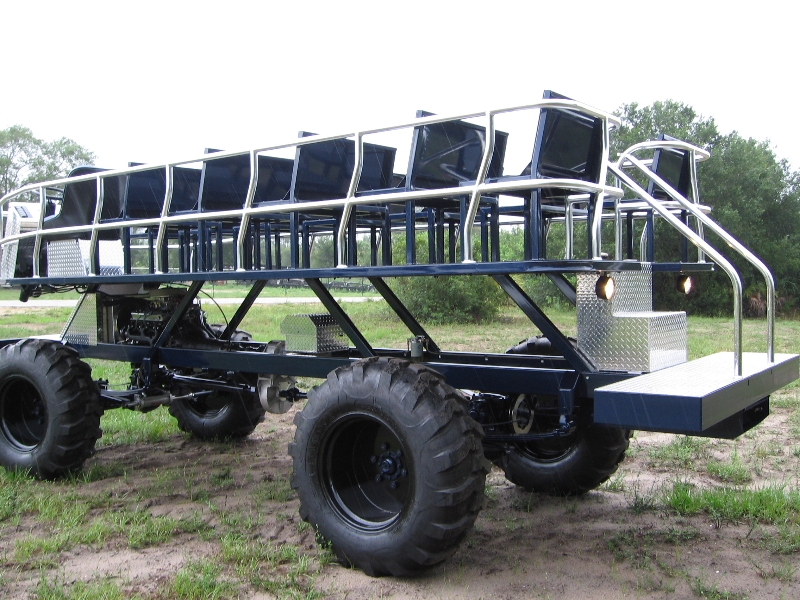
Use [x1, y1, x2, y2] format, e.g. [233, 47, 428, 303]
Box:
[0, 296, 379, 308]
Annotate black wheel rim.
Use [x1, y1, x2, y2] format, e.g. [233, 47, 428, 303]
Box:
[184, 391, 231, 418]
[0, 376, 48, 450]
[516, 413, 579, 462]
[321, 413, 411, 531]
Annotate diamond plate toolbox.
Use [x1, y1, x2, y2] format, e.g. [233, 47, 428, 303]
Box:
[577, 265, 687, 372]
[280, 314, 348, 354]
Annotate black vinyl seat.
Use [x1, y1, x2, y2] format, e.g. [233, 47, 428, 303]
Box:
[349, 112, 509, 265]
[618, 133, 695, 261]
[283, 133, 397, 268]
[124, 164, 201, 219]
[120, 164, 202, 273]
[194, 149, 296, 271]
[42, 166, 124, 240]
[472, 90, 608, 259]
[289, 133, 396, 201]
[199, 150, 294, 212]
[648, 134, 692, 200]
[405, 110, 508, 198]
[35, 166, 125, 276]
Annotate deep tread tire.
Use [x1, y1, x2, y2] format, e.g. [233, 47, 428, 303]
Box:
[168, 327, 265, 440]
[0, 339, 102, 478]
[169, 388, 265, 439]
[290, 357, 489, 577]
[501, 425, 630, 495]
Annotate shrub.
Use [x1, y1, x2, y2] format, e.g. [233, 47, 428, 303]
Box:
[391, 275, 505, 324]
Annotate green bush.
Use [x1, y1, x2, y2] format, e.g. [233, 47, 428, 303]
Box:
[391, 275, 505, 324]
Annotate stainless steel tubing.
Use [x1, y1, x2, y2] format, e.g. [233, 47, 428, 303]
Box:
[622, 152, 775, 363]
[609, 163, 744, 376]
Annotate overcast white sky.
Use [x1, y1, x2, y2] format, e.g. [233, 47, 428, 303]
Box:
[1, 0, 796, 172]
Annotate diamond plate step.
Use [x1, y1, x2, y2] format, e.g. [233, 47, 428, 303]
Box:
[594, 352, 799, 437]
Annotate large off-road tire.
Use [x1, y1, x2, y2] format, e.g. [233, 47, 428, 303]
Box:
[290, 357, 488, 577]
[169, 385, 265, 440]
[168, 327, 266, 439]
[0, 339, 102, 478]
[501, 424, 629, 495]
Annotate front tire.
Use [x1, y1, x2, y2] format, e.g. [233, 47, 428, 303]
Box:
[0, 340, 102, 478]
[290, 357, 488, 576]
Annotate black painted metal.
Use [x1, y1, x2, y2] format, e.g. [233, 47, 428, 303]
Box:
[368, 276, 440, 354]
[11, 258, 680, 288]
[492, 274, 595, 373]
[221, 280, 266, 341]
[545, 273, 577, 306]
[151, 281, 204, 351]
[594, 353, 798, 435]
[304, 278, 374, 358]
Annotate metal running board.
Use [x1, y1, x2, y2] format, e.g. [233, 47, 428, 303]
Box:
[594, 352, 799, 437]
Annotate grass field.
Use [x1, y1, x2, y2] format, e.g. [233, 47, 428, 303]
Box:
[0, 298, 798, 598]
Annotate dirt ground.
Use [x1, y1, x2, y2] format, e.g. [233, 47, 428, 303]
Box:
[2, 390, 799, 600]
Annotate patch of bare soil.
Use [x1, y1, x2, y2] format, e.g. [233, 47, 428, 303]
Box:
[2, 400, 799, 599]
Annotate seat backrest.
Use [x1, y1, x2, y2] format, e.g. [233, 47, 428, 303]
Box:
[171, 166, 202, 213]
[124, 164, 165, 219]
[198, 150, 295, 211]
[289, 133, 397, 201]
[124, 164, 202, 217]
[406, 111, 508, 190]
[43, 166, 124, 239]
[528, 90, 605, 198]
[647, 133, 692, 200]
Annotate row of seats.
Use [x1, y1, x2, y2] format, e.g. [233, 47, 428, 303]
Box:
[32, 91, 688, 274]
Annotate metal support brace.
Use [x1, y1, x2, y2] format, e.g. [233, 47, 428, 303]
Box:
[152, 281, 205, 352]
[221, 280, 266, 340]
[305, 278, 374, 357]
[493, 274, 595, 373]
[558, 370, 579, 426]
[368, 276, 440, 354]
[545, 273, 577, 306]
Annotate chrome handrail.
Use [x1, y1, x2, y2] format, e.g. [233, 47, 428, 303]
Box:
[0, 98, 621, 273]
[618, 151, 775, 364]
[609, 162, 745, 376]
[614, 140, 709, 261]
[0, 98, 623, 275]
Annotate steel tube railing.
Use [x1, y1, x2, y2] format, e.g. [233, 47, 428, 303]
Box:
[0, 99, 622, 276]
[619, 152, 775, 363]
[609, 163, 744, 376]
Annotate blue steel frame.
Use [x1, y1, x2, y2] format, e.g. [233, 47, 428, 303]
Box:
[0, 92, 791, 441]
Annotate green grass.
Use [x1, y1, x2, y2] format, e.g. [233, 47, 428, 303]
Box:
[167, 559, 233, 600]
[35, 576, 136, 600]
[219, 533, 324, 598]
[648, 436, 710, 470]
[664, 481, 800, 525]
[97, 407, 180, 448]
[707, 449, 751, 485]
[690, 575, 748, 600]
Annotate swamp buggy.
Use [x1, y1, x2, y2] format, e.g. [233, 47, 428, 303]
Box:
[0, 91, 797, 576]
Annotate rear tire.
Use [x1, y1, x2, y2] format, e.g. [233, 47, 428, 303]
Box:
[290, 357, 488, 576]
[168, 328, 265, 439]
[500, 424, 630, 495]
[0, 340, 102, 478]
[169, 384, 264, 439]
